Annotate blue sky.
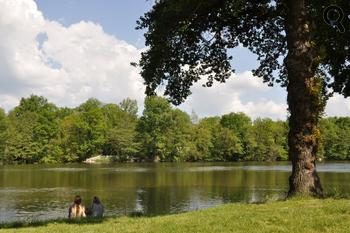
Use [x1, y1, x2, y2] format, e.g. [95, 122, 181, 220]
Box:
[35, 0, 152, 48]
[0, 0, 348, 119]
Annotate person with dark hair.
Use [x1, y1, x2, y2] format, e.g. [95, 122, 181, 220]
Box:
[68, 195, 86, 219]
[87, 196, 104, 217]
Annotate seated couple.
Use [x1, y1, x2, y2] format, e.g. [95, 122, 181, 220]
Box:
[68, 195, 104, 218]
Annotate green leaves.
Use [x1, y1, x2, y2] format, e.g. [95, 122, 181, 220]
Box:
[137, 96, 193, 162]
[4, 96, 60, 164]
[246, 118, 288, 161]
[0, 108, 7, 163]
[0, 96, 141, 164]
[119, 98, 138, 117]
[319, 117, 350, 160]
[102, 103, 139, 162]
[0, 94, 347, 164]
[211, 125, 243, 161]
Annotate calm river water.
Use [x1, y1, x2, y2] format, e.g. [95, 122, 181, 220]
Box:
[1, 162, 350, 223]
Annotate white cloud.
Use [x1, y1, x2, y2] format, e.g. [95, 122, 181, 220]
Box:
[325, 94, 350, 117]
[180, 71, 288, 120]
[180, 70, 350, 120]
[0, 0, 145, 110]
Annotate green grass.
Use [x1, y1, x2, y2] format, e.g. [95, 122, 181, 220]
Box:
[1, 198, 350, 233]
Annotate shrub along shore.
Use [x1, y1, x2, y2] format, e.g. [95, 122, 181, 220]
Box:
[1, 95, 349, 164]
[1, 198, 350, 232]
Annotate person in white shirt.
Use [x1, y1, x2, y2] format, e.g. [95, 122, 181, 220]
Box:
[68, 195, 86, 219]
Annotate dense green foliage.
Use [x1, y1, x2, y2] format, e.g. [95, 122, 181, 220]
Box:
[2, 199, 350, 233]
[319, 117, 350, 160]
[0, 95, 349, 164]
[0, 109, 7, 160]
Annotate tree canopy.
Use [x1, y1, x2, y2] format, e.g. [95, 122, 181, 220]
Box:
[137, 0, 349, 104]
[0, 95, 348, 165]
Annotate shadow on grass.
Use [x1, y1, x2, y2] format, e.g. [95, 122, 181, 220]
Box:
[0, 210, 152, 230]
[0, 217, 107, 229]
[323, 187, 350, 199]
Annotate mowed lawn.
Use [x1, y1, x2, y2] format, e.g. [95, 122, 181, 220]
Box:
[1, 198, 350, 233]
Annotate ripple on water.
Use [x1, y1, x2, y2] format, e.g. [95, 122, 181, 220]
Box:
[41, 168, 88, 172]
[113, 168, 150, 173]
[186, 166, 239, 172]
[242, 165, 291, 172]
[0, 187, 86, 194]
[241, 163, 350, 173]
[317, 164, 350, 173]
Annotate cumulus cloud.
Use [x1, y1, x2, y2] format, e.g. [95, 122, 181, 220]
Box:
[180, 71, 288, 120]
[0, 0, 145, 110]
[180, 70, 350, 120]
[325, 94, 350, 117]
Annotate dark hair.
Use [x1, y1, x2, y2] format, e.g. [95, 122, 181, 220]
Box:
[93, 196, 101, 204]
[72, 195, 82, 217]
[74, 195, 82, 205]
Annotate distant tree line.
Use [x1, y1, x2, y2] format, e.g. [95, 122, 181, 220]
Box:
[0, 95, 348, 164]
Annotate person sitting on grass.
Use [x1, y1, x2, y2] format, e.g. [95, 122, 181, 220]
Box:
[86, 196, 104, 217]
[68, 195, 86, 219]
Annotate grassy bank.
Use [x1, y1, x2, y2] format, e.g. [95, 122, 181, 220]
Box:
[1, 198, 350, 233]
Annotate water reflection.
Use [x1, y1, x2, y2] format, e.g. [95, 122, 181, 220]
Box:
[0, 162, 349, 223]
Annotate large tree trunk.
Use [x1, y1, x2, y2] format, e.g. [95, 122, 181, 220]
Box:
[284, 0, 324, 196]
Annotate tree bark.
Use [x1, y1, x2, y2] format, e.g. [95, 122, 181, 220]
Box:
[284, 0, 324, 196]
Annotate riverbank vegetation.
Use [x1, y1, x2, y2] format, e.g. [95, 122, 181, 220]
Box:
[0, 95, 349, 164]
[1, 198, 350, 232]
